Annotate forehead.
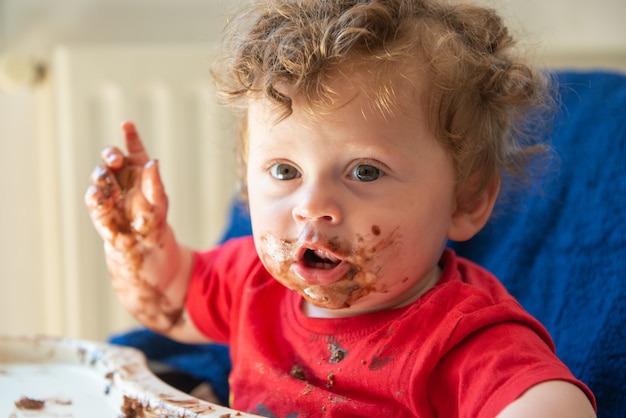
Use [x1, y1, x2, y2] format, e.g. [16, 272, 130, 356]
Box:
[245, 74, 438, 164]
[248, 62, 429, 127]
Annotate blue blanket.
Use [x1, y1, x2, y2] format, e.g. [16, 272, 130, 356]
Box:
[111, 70, 626, 416]
[451, 70, 626, 416]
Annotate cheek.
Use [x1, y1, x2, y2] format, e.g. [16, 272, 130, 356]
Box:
[351, 228, 403, 287]
[248, 187, 283, 236]
[247, 170, 295, 219]
[254, 233, 295, 277]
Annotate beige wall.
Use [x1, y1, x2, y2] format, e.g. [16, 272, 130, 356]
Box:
[479, 0, 626, 69]
[2, 0, 625, 61]
[0, 0, 624, 340]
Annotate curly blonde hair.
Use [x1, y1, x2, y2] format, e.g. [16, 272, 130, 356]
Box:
[212, 0, 554, 208]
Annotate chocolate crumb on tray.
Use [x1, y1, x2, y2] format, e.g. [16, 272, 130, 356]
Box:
[14, 396, 45, 410]
[120, 396, 145, 418]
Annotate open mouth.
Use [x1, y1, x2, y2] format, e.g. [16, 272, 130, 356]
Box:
[291, 245, 352, 286]
[302, 248, 342, 270]
[289, 238, 354, 287]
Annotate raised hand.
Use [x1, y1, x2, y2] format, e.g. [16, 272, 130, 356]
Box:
[85, 121, 168, 268]
[84, 121, 196, 336]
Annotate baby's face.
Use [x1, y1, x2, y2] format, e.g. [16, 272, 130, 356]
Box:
[246, 74, 459, 318]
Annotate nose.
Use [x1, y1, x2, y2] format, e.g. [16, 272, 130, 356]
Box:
[292, 182, 342, 225]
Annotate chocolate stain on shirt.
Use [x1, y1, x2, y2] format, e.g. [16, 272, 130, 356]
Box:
[289, 364, 307, 381]
[369, 355, 392, 371]
[328, 342, 348, 364]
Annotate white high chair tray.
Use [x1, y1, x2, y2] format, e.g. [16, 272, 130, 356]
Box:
[0, 334, 255, 417]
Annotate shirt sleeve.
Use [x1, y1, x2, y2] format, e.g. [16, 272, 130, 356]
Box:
[427, 319, 596, 417]
[185, 237, 259, 344]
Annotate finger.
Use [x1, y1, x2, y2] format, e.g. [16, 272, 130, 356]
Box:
[85, 185, 121, 244]
[90, 163, 118, 189]
[85, 184, 115, 213]
[100, 146, 125, 170]
[141, 160, 168, 211]
[121, 120, 151, 166]
[87, 163, 121, 207]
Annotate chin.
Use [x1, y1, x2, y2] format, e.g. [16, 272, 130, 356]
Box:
[299, 283, 372, 311]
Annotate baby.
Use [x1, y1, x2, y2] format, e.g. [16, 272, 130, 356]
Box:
[85, 0, 596, 416]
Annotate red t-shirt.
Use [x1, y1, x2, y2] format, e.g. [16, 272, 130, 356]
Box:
[186, 237, 594, 417]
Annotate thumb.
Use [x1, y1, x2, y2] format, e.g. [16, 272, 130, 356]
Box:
[141, 159, 168, 210]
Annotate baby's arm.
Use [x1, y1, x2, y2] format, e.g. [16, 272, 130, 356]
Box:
[85, 121, 208, 343]
[497, 380, 596, 418]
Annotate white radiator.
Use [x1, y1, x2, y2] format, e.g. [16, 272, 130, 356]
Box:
[35, 44, 238, 341]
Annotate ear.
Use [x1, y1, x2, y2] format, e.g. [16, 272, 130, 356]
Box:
[447, 175, 500, 242]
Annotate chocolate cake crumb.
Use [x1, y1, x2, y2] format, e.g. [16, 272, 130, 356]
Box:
[14, 397, 45, 410]
[326, 372, 335, 389]
[120, 396, 145, 418]
[328, 343, 347, 364]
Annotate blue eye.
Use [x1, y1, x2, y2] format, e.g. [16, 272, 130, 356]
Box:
[270, 163, 300, 180]
[352, 164, 382, 182]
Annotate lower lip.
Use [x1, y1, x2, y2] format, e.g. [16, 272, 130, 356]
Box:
[291, 261, 352, 286]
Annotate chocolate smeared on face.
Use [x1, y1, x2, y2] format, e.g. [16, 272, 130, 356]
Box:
[258, 228, 400, 310]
